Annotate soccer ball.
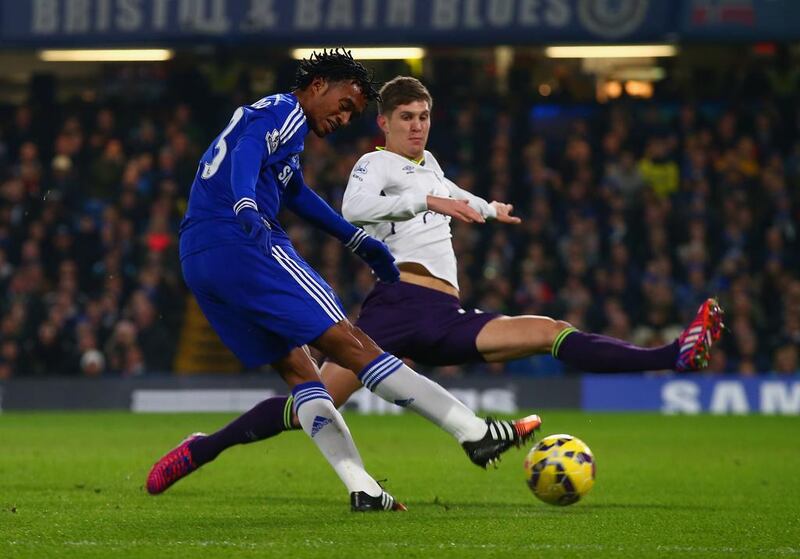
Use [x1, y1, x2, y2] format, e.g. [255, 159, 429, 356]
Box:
[523, 434, 595, 506]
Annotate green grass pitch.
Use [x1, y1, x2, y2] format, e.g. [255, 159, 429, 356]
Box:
[1, 411, 799, 558]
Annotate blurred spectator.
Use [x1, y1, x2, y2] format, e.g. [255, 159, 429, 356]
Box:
[104, 320, 142, 376]
[638, 137, 679, 198]
[128, 290, 173, 372]
[80, 349, 106, 377]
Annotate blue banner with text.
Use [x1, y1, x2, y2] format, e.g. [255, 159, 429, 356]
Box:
[0, 0, 679, 46]
[582, 374, 800, 415]
[5, 1, 797, 46]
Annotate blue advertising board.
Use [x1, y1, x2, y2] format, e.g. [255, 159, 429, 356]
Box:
[0, 0, 677, 46]
[582, 374, 800, 415]
[1, 374, 797, 414]
[3, 1, 797, 47]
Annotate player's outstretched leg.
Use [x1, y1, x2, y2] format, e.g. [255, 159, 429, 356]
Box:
[480, 302, 724, 374]
[676, 297, 725, 371]
[146, 433, 206, 494]
[492, 303, 721, 373]
[326, 353, 543, 469]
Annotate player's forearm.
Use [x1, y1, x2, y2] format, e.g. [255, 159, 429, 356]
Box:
[342, 191, 428, 225]
[230, 136, 263, 213]
[444, 179, 497, 219]
[284, 182, 358, 242]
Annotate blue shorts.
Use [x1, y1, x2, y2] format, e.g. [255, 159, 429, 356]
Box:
[181, 242, 345, 368]
[354, 281, 500, 366]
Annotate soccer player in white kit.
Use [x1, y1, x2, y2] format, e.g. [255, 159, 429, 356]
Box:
[321, 76, 723, 403]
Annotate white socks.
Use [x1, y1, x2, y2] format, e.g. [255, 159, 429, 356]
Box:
[292, 382, 382, 497]
[358, 353, 487, 443]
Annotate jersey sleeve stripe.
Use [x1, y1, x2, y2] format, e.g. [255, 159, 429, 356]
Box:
[278, 103, 302, 138]
[345, 229, 368, 251]
[233, 197, 258, 214]
[280, 113, 307, 144]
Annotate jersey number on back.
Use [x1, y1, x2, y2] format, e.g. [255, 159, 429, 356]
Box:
[201, 106, 245, 179]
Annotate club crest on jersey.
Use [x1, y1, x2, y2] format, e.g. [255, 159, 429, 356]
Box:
[266, 129, 280, 154]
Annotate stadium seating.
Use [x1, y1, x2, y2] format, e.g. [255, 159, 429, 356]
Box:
[0, 60, 797, 377]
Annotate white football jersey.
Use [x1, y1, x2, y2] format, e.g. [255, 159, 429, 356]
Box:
[342, 149, 496, 290]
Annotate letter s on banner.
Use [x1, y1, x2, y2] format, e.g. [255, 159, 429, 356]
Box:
[661, 380, 700, 414]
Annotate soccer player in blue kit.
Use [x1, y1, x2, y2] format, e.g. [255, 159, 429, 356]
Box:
[146, 51, 541, 511]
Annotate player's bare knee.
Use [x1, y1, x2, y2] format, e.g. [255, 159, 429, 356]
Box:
[534, 318, 572, 350]
[550, 319, 573, 346]
[554, 319, 573, 332]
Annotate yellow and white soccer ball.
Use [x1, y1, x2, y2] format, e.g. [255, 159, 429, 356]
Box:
[523, 434, 596, 506]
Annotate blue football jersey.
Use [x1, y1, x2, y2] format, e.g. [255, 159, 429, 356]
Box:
[179, 93, 308, 258]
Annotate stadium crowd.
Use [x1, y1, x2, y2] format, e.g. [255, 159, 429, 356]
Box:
[0, 55, 798, 377]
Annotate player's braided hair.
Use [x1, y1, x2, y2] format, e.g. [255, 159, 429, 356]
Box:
[293, 48, 381, 102]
